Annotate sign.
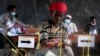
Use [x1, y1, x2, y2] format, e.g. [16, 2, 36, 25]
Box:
[78, 35, 95, 47]
[18, 36, 35, 48]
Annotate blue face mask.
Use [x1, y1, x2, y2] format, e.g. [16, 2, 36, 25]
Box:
[65, 19, 71, 24]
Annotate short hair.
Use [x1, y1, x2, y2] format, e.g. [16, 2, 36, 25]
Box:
[90, 16, 96, 21]
[7, 4, 16, 11]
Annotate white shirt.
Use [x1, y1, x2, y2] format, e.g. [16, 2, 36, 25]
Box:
[89, 29, 97, 35]
[6, 19, 15, 28]
[64, 22, 78, 35]
[7, 26, 22, 36]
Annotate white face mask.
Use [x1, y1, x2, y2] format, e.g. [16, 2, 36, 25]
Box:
[10, 12, 16, 16]
[65, 19, 71, 24]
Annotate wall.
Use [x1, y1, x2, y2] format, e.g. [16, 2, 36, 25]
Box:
[0, 0, 100, 28]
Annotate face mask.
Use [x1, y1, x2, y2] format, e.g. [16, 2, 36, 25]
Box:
[65, 19, 71, 24]
[10, 12, 16, 16]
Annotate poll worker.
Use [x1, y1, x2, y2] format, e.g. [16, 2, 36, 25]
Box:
[0, 4, 30, 48]
[84, 16, 100, 35]
[62, 15, 78, 56]
[63, 15, 78, 35]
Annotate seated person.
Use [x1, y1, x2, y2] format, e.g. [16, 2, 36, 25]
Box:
[84, 16, 100, 35]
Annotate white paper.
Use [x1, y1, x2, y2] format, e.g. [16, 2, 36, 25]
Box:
[6, 21, 14, 28]
[78, 35, 95, 47]
[18, 36, 35, 48]
[7, 27, 22, 36]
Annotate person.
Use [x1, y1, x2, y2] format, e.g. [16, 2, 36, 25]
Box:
[62, 15, 78, 56]
[40, 2, 74, 56]
[0, 4, 29, 48]
[63, 15, 78, 35]
[84, 16, 100, 35]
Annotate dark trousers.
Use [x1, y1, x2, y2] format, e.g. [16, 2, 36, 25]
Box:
[0, 33, 6, 48]
[0, 33, 15, 49]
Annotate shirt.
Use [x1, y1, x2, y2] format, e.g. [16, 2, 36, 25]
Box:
[0, 13, 27, 35]
[63, 22, 78, 35]
[40, 19, 66, 39]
